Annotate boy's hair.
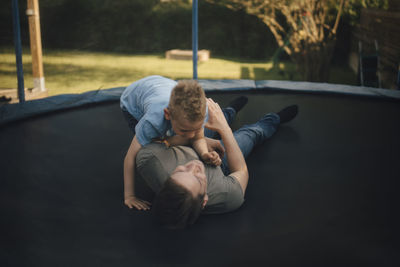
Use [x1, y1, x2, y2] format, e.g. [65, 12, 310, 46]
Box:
[169, 80, 206, 122]
[153, 177, 203, 229]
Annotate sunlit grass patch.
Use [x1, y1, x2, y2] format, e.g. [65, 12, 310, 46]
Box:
[0, 48, 356, 96]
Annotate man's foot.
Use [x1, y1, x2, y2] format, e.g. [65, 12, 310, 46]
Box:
[227, 96, 248, 113]
[277, 105, 298, 123]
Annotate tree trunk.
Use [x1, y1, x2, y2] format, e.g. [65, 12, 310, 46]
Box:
[291, 38, 336, 82]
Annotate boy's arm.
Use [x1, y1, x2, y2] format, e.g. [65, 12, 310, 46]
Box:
[123, 135, 151, 210]
[192, 131, 221, 166]
[204, 137, 225, 158]
[164, 134, 221, 166]
[164, 135, 191, 146]
[191, 130, 207, 154]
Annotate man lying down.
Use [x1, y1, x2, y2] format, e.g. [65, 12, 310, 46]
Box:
[133, 98, 298, 229]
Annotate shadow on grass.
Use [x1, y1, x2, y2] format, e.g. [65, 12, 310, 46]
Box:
[239, 64, 300, 81]
[0, 62, 33, 75]
[240, 67, 250, 79]
[253, 67, 269, 80]
[42, 62, 145, 85]
[214, 55, 273, 64]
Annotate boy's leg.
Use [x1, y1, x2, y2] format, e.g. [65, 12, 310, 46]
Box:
[121, 108, 138, 133]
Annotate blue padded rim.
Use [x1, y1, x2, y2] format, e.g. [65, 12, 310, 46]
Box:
[1, 79, 400, 126]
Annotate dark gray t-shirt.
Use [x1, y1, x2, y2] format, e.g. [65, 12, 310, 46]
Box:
[136, 143, 244, 214]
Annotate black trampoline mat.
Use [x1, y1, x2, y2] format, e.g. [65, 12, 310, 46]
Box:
[1, 91, 400, 266]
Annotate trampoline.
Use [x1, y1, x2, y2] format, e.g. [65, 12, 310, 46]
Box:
[1, 80, 400, 266]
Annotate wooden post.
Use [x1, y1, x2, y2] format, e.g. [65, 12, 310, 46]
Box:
[26, 0, 45, 92]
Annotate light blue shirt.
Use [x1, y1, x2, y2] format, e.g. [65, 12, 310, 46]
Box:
[120, 75, 208, 145]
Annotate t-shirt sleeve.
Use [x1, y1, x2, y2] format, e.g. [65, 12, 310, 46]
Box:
[135, 118, 162, 146]
[136, 146, 170, 193]
[203, 174, 245, 214]
[224, 175, 245, 211]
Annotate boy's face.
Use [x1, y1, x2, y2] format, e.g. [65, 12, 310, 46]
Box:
[164, 108, 203, 139]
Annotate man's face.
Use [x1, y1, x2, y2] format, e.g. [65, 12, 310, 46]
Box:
[164, 108, 203, 139]
[170, 160, 208, 208]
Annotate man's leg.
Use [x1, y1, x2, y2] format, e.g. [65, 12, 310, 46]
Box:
[219, 113, 279, 174]
[121, 108, 138, 133]
[233, 113, 280, 158]
[204, 96, 248, 138]
[220, 105, 298, 175]
[204, 107, 235, 138]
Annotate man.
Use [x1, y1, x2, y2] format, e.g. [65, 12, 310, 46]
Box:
[134, 98, 298, 229]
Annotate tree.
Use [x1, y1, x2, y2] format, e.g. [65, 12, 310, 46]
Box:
[206, 0, 348, 82]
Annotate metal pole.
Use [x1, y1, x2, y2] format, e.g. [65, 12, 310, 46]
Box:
[12, 0, 25, 103]
[192, 0, 198, 80]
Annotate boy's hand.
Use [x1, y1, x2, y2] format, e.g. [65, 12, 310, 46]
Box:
[124, 196, 152, 210]
[205, 137, 225, 159]
[201, 151, 222, 166]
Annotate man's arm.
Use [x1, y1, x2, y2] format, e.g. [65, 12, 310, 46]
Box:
[123, 135, 151, 210]
[205, 99, 249, 194]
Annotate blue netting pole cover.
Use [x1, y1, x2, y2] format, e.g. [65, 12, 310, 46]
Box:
[192, 0, 198, 80]
[12, 0, 25, 102]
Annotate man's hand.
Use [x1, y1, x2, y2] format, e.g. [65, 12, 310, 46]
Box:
[124, 196, 152, 210]
[205, 98, 230, 133]
[201, 151, 222, 166]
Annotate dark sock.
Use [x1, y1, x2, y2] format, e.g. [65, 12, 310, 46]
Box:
[277, 105, 298, 123]
[227, 96, 248, 113]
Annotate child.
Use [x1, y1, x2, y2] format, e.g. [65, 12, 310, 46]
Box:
[120, 75, 221, 210]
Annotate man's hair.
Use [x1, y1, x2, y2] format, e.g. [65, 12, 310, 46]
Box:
[153, 177, 203, 229]
[168, 80, 206, 122]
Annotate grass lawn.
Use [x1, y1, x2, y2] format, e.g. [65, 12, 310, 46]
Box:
[0, 47, 357, 96]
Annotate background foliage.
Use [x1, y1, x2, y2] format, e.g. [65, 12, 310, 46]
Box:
[0, 0, 389, 62]
[1, 0, 278, 59]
